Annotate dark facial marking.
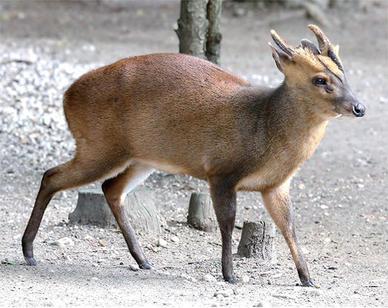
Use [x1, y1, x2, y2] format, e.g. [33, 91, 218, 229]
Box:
[317, 58, 343, 83]
[328, 48, 343, 71]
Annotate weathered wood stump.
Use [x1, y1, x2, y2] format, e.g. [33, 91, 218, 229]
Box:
[187, 192, 217, 232]
[69, 188, 165, 236]
[237, 221, 276, 261]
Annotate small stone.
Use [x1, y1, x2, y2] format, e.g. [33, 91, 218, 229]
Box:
[214, 289, 234, 298]
[84, 235, 94, 241]
[98, 239, 107, 247]
[50, 237, 74, 248]
[203, 274, 217, 282]
[158, 238, 168, 248]
[129, 264, 139, 272]
[180, 273, 197, 282]
[241, 275, 250, 284]
[170, 235, 179, 243]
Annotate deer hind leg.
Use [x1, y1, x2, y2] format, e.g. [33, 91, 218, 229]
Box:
[22, 152, 130, 266]
[101, 163, 153, 269]
[262, 182, 317, 287]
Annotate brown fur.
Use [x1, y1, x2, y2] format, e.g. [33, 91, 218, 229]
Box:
[22, 26, 364, 286]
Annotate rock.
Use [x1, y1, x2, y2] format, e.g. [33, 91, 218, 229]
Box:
[157, 238, 168, 248]
[69, 188, 165, 236]
[50, 237, 74, 248]
[237, 221, 276, 262]
[203, 274, 217, 282]
[187, 193, 217, 232]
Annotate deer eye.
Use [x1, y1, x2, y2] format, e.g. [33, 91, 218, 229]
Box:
[313, 77, 327, 86]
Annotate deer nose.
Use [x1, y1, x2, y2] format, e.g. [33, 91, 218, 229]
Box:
[352, 103, 365, 117]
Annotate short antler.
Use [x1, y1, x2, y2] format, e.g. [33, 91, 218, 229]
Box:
[308, 24, 343, 71]
[308, 24, 331, 55]
[270, 29, 294, 56]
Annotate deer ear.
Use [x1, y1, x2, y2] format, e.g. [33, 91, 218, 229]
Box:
[268, 43, 292, 73]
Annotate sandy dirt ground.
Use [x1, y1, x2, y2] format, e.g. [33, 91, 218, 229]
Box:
[0, 1, 387, 307]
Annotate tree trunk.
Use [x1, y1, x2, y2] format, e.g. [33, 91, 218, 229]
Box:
[176, 0, 209, 59]
[206, 0, 222, 65]
[176, 0, 223, 64]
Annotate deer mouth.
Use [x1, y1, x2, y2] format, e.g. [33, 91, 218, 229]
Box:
[335, 101, 365, 118]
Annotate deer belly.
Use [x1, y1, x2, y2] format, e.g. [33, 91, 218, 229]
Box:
[236, 162, 297, 191]
[236, 173, 270, 191]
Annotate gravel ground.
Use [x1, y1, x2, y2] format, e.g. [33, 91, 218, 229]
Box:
[0, 1, 387, 307]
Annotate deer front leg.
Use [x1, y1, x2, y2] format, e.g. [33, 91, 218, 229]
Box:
[209, 178, 237, 283]
[262, 182, 318, 287]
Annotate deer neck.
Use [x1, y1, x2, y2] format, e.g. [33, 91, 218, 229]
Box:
[265, 82, 329, 161]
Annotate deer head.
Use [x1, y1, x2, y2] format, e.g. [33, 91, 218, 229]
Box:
[269, 25, 365, 119]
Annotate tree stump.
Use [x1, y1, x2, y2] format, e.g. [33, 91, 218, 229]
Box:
[69, 188, 165, 236]
[187, 192, 217, 232]
[237, 221, 276, 261]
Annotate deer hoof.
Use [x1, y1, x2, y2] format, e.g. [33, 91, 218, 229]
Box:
[139, 261, 152, 270]
[224, 275, 238, 284]
[24, 256, 37, 266]
[301, 279, 320, 288]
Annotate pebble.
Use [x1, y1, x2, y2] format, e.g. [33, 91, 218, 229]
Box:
[214, 289, 234, 298]
[50, 237, 74, 248]
[158, 238, 168, 248]
[241, 275, 250, 284]
[128, 264, 139, 272]
[203, 274, 217, 283]
[84, 235, 94, 241]
[170, 235, 179, 243]
[98, 239, 107, 247]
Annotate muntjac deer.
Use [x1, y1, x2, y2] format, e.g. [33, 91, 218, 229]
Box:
[22, 25, 365, 287]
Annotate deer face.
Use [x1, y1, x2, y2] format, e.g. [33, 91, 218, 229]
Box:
[269, 25, 365, 119]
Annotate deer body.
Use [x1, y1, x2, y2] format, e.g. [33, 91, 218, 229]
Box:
[22, 26, 365, 287]
[65, 54, 326, 189]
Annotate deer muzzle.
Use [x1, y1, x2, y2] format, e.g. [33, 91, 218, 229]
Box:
[352, 103, 366, 117]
